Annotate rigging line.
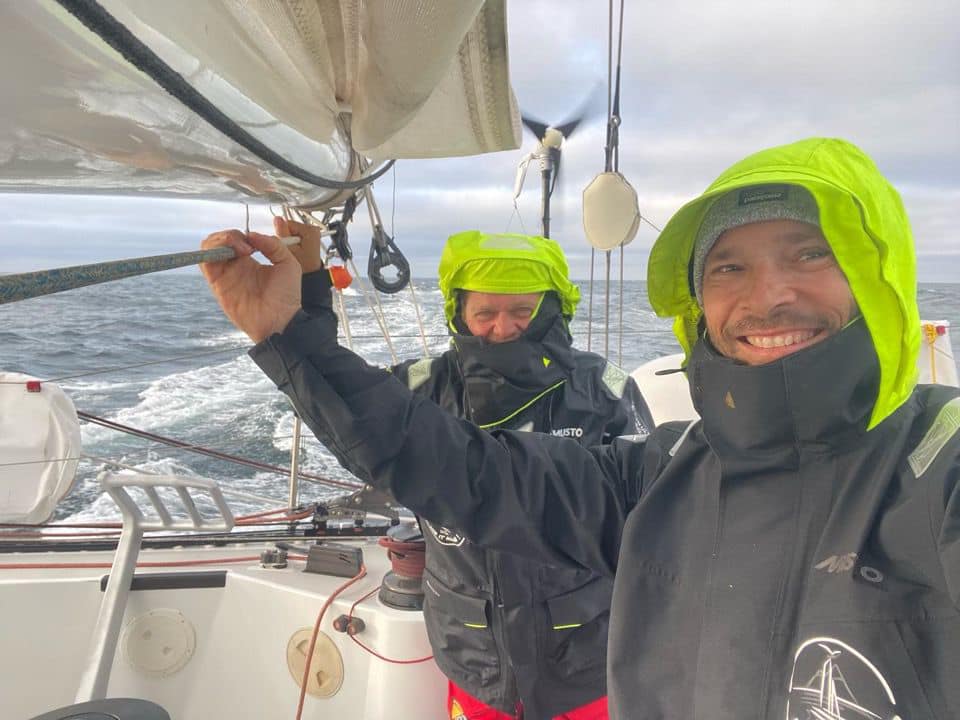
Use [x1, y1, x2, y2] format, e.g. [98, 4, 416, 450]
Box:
[608, 0, 613, 120]
[619, 245, 624, 366]
[0, 345, 253, 385]
[605, 250, 612, 358]
[335, 287, 355, 350]
[613, 0, 626, 173]
[0, 348, 248, 385]
[346, 256, 399, 364]
[641, 216, 663, 233]
[77, 411, 363, 490]
[587, 248, 596, 352]
[56, 453, 286, 514]
[391, 163, 397, 238]
[407, 282, 432, 357]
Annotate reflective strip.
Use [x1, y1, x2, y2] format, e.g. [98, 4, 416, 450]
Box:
[464, 622, 488, 629]
[669, 420, 699, 457]
[601, 362, 629, 398]
[908, 397, 960, 478]
[477, 380, 566, 429]
[406, 358, 436, 392]
[552, 623, 583, 630]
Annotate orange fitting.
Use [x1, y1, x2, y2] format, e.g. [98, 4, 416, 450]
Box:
[329, 265, 353, 290]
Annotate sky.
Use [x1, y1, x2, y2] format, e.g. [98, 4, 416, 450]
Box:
[1, 0, 958, 281]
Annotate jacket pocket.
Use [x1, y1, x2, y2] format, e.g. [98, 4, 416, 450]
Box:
[543, 576, 613, 676]
[422, 569, 501, 686]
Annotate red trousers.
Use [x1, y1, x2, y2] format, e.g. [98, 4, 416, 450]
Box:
[447, 681, 608, 720]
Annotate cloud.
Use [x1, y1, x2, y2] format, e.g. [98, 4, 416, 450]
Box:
[0, 0, 957, 280]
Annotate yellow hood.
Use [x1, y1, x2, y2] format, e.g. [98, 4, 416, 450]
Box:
[647, 137, 919, 428]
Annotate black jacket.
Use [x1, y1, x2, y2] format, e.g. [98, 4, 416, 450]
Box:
[252, 308, 960, 720]
[301, 271, 652, 718]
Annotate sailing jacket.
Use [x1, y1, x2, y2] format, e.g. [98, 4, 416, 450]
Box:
[301, 273, 652, 718]
[251, 138, 960, 718]
[252, 309, 960, 720]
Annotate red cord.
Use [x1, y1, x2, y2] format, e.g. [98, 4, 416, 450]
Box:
[295, 564, 368, 720]
[346, 588, 434, 665]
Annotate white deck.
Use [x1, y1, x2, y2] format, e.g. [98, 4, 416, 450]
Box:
[1, 539, 446, 719]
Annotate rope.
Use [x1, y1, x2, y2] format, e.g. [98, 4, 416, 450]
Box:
[335, 289, 355, 350]
[346, 587, 434, 665]
[604, 250, 612, 358]
[347, 257, 399, 364]
[619, 246, 624, 366]
[587, 248, 596, 352]
[77, 411, 363, 491]
[295, 565, 368, 720]
[407, 282, 432, 357]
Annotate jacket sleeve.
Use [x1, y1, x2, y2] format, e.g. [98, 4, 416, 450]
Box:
[302, 268, 419, 378]
[939, 458, 960, 609]
[301, 269, 337, 325]
[250, 312, 648, 576]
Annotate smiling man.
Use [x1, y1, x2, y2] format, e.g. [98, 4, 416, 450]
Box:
[202, 137, 960, 719]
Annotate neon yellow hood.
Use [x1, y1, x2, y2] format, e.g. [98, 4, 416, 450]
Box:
[647, 137, 919, 429]
[438, 231, 581, 323]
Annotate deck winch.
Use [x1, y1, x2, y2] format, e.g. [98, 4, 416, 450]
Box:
[377, 525, 427, 611]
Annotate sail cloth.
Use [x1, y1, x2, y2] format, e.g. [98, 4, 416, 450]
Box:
[0, 0, 519, 207]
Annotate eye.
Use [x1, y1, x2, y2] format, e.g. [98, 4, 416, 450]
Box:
[798, 247, 833, 261]
[512, 307, 534, 319]
[707, 263, 742, 275]
[473, 311, 494, 322]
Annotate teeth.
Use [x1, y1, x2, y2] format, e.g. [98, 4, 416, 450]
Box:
[745, 331, 815, 348]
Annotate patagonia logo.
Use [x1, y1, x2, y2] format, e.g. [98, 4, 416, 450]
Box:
[738, 184, 790, 206]
[550, 427, 584, 439]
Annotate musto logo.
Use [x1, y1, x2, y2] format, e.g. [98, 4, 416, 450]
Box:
[786, 638, 901, 720]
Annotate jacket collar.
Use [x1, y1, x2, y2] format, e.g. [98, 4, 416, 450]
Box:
[451, 312, 573, 427]
[688, 317, 880, 456]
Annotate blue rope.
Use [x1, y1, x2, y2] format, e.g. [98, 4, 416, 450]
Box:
[0, 246, 236, 305]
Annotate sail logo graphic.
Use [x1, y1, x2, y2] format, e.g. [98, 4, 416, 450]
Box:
[786, 637, 900, 720]
[423, 519, 465, 547]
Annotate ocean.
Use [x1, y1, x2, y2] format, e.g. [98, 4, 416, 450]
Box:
[3, 274, 960, 522]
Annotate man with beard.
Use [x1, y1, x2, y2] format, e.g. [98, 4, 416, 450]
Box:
[260, 220, 651, 720]
[202, 137, 960, 719]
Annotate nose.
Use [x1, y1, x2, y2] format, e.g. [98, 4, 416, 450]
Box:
[490, 313, 521, 342]
[743, 262, 798, 313]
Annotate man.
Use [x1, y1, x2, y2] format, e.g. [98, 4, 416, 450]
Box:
[274, 220, 652, 720]
[202, 137, 960, 719]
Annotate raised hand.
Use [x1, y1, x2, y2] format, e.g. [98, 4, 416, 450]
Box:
[275, 217, 325, 273]
[200, 229, 302, 343]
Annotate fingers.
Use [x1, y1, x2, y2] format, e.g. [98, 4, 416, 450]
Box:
[247, 231, 296, 266]
[201, 229, 253, 254]
[274, 218, 324, 272]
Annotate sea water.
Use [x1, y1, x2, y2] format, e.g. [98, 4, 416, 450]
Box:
[2, 274, 958, 521]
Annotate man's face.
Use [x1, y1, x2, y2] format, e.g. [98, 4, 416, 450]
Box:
[700, 220, 858, 365]
[461, 291, 542, 343]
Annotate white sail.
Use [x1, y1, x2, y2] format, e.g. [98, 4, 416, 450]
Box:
[0, 0, 519, 207]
